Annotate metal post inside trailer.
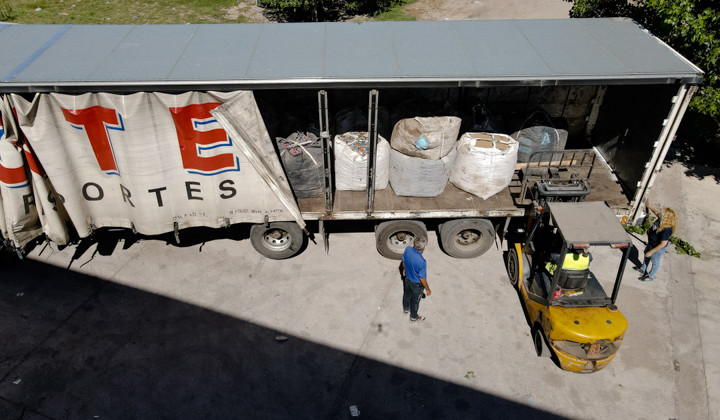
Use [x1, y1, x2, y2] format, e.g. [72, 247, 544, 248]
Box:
[317, 90, 333, 213]
[585, 86, 607, 137]
[366, 89, 379, 214]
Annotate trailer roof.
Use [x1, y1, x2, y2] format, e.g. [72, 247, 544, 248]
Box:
[0, 18, 703, 93]
[547, 201, 630, 245]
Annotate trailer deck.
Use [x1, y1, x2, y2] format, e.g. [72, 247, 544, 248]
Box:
[297, 149, 628, 220]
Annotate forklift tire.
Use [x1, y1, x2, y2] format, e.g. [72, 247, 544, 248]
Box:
[250, 222, 306, 260]
[507, 246, 520, 287]
[438, 218, 495, 259]
[533, 325, 552, 358]
[375, 220, 427, 260]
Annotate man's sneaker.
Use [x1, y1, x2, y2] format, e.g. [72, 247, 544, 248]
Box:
[409, 316, 426, 323]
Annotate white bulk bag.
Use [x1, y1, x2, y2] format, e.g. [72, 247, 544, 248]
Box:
[450, 133, 518, 199]
[334, 131, 390, 191]
[389, 148, 456, 197]
[390, 116, 461, 160]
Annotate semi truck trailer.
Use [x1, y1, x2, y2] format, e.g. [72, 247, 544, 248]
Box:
[0, 18, 703, 259]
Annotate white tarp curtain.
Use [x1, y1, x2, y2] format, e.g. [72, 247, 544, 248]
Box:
[0, 96, 45, 247]
[210, 97, 305, 231]
[1, 90, 301, 248]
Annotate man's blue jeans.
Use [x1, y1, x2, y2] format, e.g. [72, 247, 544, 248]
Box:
[640, 245, 668, 279]
[403, 277, 424, 320]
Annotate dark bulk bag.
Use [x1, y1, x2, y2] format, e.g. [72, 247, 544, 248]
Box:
[511, 110, 568, 162]
[276, 132, 325, 198]
[389, 147, 457, 197]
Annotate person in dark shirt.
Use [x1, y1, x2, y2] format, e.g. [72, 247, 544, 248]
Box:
[400, 236, 431, 322]
[635, 205, 677, 282]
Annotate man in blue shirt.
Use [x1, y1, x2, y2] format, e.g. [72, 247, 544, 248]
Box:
[401, 236, 432, 322]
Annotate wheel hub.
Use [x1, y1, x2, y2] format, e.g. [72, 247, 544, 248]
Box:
[389, 232, 413, 250]
[455, 229, 480, 246]
[263, 229, 291, 250]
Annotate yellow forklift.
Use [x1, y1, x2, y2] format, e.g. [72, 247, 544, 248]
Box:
[506, 201, 633, 373]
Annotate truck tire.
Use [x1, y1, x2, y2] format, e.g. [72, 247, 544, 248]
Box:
[438, 218, 494, 258]
[250, 222, 305, 260]
[375, 220, 427, 260]
[533, 325, 552, 358]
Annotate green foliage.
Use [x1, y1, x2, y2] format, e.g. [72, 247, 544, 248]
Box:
[623, 217, 652, 235]
[6, 0, 411, 24]
[623, 217, 701, 258]
[648, 0, 720, 124]
[374, 9, 415, 21]
[263, 0, 407, 21]
[569, 0, 720, 133]
[6, 0, 244, 24]
[262, 0, 320, 21]
[669, 236, 701, 258]
[568, 0, 647, 20]
[0, 0, 16, 21]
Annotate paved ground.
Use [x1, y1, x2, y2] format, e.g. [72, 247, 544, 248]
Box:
[0, 159, 716, 419]
[647, 160, 719, 420]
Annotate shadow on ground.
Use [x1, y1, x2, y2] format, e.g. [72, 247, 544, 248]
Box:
[0, 254, 565, 420]
[667, 117, 720, 183]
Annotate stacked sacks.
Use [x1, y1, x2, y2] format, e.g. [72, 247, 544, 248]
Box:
[388, 117, 461, 197]
[276, 132, 325, 199]
[450, 133, 519, 200]
[334, 131, 390, 191]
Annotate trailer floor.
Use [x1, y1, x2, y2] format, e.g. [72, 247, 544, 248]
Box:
[297, 151, 630, 219]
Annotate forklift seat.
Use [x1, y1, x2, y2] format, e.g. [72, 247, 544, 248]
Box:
[558, 268, 589, 290]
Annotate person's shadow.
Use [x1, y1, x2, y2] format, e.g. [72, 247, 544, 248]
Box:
[627, 233, 647, 268]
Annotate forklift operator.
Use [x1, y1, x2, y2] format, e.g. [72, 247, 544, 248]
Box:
[545, 249, 591, 275]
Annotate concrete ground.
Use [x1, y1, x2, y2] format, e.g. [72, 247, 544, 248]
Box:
[0, 161, 716, 419]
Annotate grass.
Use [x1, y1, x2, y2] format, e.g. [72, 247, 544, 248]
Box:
[1, 0, 417, 24]
[375, 0, 416, 21]
[1, 0, 254, 24]
[374, 9, 415, 21]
